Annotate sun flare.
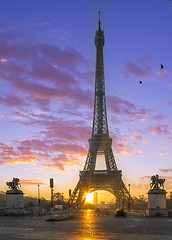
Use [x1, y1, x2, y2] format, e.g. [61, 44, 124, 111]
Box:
[85, 193, 93, 202]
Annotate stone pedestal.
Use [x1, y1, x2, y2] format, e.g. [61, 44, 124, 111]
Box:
[6, 190, 24, 215]
[147, 189, 168, 217]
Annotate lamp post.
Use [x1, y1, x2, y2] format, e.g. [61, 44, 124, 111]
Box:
[38, 184, 40, 215]
[122, 190, 125, 210]
[128, 184, 131, 212]
[69, 189, 72, 215]
[50, 178, 54, 217]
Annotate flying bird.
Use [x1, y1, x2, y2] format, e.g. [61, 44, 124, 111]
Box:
[139, 81, 142, 84]
[160, 64, 164, 69]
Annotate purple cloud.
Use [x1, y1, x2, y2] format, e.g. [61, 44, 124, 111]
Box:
[159, 169, 172, 173]
[0, 94, 24, 107]
[148, 124, 171, 136]
[108, 95, 152, 121]
[124, 61, 151, 79]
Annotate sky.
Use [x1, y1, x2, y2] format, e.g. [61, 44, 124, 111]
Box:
[0, 0, 172, 202]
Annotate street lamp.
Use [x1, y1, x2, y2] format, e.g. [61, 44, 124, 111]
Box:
[50, 178, 54, 217]
[128, 184, 131, 212]
[38, 184, 40, 215]
[69, 189, 72, 215]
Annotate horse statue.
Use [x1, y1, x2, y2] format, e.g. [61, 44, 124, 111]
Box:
[6, 178, 21, 191]
[150, 174, 165, 190]
[158, 178, 165, 188]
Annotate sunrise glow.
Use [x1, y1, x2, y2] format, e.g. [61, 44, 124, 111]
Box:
[85, 193, 94, 203]
[0, 0, 172, 201]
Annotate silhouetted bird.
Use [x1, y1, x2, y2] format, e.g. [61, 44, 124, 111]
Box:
[160, 64, 164, 69]
[139, 81, 142, 84]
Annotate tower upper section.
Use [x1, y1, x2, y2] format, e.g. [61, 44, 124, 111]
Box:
[95, 12, 105, 47]
[92, 12, 109, 137]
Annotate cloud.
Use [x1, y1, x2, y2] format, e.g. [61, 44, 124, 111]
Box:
[138, 55, 154, 64]
[32, 64, 77, 86]
[153, 114, 170, 122]
[28, 97, 50, 111]
[168, 101, 172, 107]
[20, 179, 45, 185]
[12, 114, 91, 143]
[18, 138, 87, 156]
[137, 175, 172, 191]
[0, 131, 87, 170]
[0, 142, 43, 165]
[41, 154, 83, 170]
[0, 59, 7, 62]
[139, 176, 151, 181]
[37, 44, 87, 69]
[0, 25, 87, 69]
[108, 95, 152, 121]
[139, 175, 172, 185]
[1, 24, 171, 177]
[0, 94, 25, 107]
[0, 26, 92, 112]
[159, 169, 172, 173]
[123, 55, 154, 80]
[125, 135, 150, 145]
[12, 79, 72, 100]
[148, 124, 171, 136]
[125, 61, 151, 79]
[1, 23, 168, 130]
[132, 129, 145, 135]
[166, 137, 172, 144]
[115, 143, 143, 155]
[123, 55, 172, 84]
[131, 182, 149, 190]
[135, 175, 172, 191]
[156, 68, 167, 76]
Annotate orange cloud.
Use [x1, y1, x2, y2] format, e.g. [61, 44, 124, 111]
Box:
[139, 176, 151, 182]
[0, 143, 45, 165]
[131, 182, 149, 190]
[128, 135, 150, 145]
[20, 179, 45, 185]
[116, 143, 144, 156]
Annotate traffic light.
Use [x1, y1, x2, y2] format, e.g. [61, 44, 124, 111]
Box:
[69, 189, 71, 196]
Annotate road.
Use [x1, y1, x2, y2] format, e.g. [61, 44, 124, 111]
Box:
[0, 209, 172, 240]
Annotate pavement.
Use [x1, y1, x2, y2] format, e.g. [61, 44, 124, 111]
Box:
[0, 209, 172, 240]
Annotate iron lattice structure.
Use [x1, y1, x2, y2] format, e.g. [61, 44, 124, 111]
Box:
[70, 14, 130, 207]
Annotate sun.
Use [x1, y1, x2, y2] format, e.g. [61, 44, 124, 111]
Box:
[85, 193, 93, 202]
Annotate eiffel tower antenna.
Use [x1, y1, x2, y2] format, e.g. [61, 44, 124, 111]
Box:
[70, 13, 130, 207]
[98, 11, 101, 30]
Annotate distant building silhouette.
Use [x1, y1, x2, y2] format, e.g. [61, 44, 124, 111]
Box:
[93, 192, 98, 205]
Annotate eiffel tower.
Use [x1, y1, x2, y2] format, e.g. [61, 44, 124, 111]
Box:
[70, 12, 129, 207]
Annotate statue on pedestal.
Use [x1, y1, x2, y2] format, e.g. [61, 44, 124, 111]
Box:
[6, 177, 24, 210]
[6, 178, 21, 191]
[150, 174, 165, 190]
[147, 174, 168, 217]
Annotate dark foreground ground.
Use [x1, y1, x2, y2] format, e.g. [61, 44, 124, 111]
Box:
[0, 209, 172, 240]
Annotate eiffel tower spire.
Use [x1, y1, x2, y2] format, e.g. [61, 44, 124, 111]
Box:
[98, 11, 101, 30]
[70, 13, 130, 206]
[92, 11, 108, 137]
